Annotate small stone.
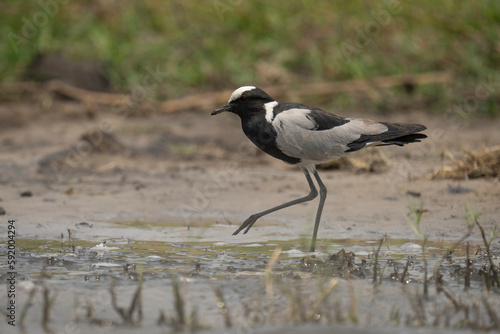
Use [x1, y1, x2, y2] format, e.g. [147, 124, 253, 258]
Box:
[75, 222, 93, 228]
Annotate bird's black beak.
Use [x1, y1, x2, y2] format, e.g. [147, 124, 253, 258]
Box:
[211, 103, 231, 116]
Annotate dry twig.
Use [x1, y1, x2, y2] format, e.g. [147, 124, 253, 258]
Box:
[2, 71, 453, 114]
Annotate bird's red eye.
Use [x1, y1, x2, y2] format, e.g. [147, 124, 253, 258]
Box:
[240, 97, 248, 102]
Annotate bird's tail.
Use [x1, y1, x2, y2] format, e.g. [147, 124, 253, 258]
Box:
[370, 123, 427, 147]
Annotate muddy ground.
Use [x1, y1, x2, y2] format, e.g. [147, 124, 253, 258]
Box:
[1, 99, 499, 333]
[1, 100, 499, 241]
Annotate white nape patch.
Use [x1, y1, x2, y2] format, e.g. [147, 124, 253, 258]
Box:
[264, 101, 278, 123]
[228, 86, 256, 102]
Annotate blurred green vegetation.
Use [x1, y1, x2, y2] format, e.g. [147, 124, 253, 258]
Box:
[1, 0, 500, 114]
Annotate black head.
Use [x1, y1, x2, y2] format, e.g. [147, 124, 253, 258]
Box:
[211, 86, 274, 118]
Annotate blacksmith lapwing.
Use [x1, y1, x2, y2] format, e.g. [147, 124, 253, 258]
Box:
[212, 86, 427, 252]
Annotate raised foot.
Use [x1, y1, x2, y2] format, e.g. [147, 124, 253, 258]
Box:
[232, 214, 259, 235]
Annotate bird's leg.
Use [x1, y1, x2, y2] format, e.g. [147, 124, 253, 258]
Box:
[309, 168, 327, 252]
[232, 168, 318, 236]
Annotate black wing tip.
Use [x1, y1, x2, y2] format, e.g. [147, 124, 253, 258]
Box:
[381, 132, 427, 146]
[346, 122, 427, 152]
[410, 132, 427, 139]
[413, 124, 427, 132]
[381, 121, 427, 133]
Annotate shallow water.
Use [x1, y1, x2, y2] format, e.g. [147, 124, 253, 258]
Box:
[5, 236, 493, 285]
[1, 225, 499, 333]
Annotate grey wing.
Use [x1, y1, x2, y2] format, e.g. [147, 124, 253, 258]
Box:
[272, 108, 390, 163]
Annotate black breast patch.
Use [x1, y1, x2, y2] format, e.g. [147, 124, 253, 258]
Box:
[241, 116, 301, 165]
